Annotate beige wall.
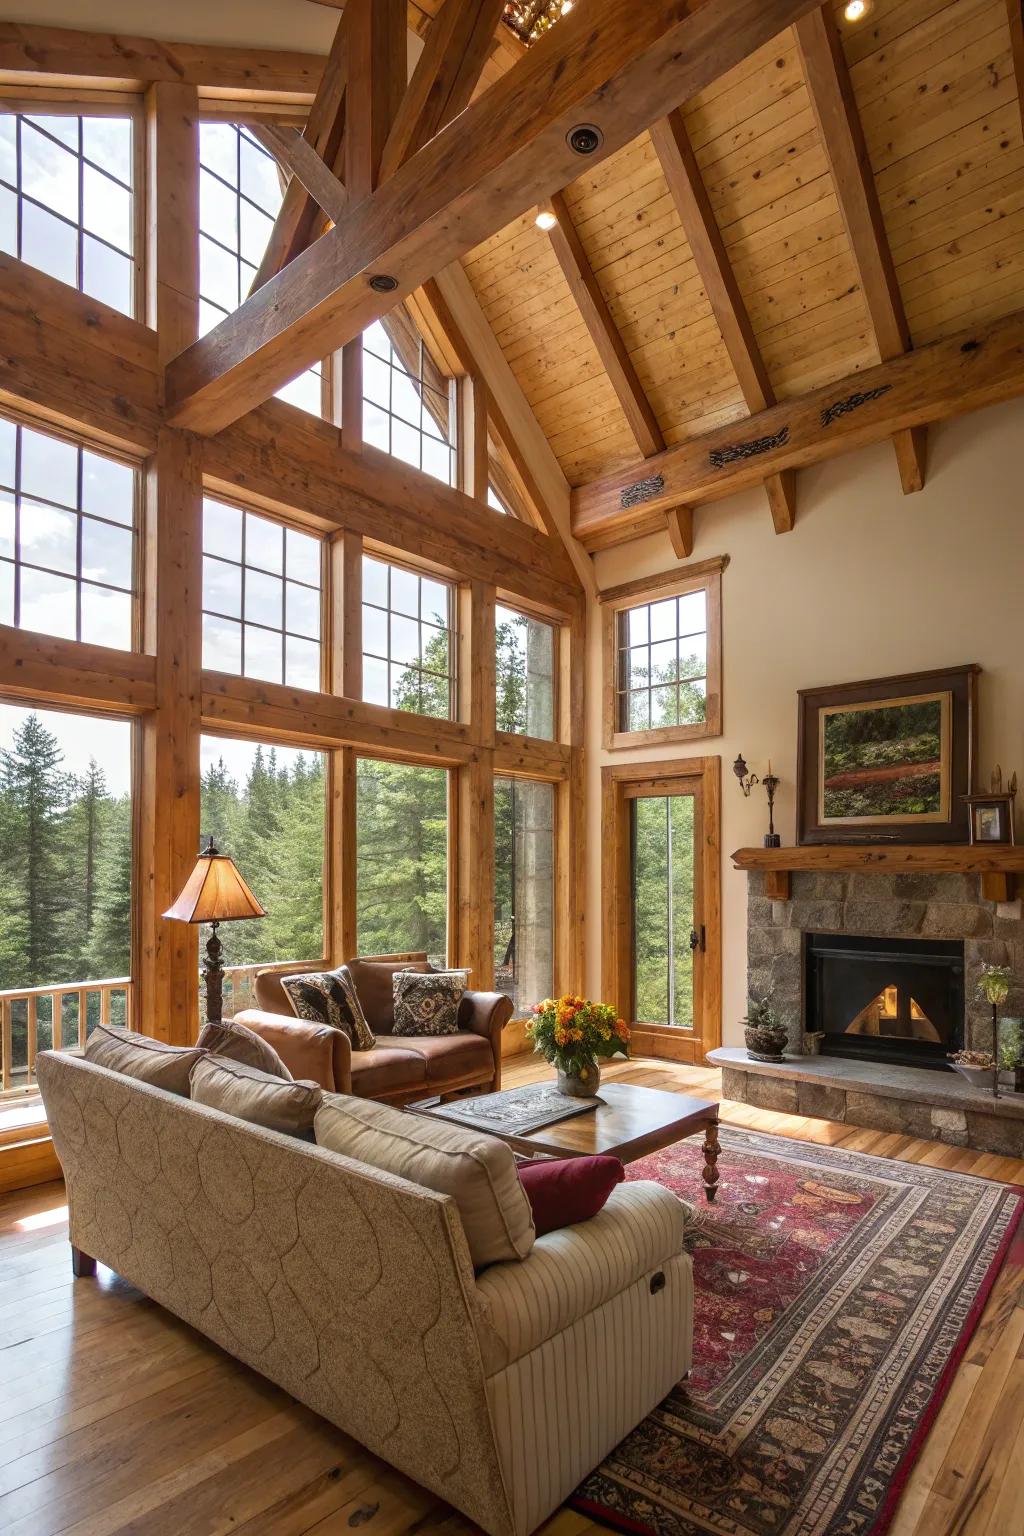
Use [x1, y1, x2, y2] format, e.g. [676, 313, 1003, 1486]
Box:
[586, 397, 1024, 1046]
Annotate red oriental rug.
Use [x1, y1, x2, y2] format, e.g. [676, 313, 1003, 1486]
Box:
[571, 1127, 1022, 1536]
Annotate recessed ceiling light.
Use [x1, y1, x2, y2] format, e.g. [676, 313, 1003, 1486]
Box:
[843, 0, 870, 20]
[535, 208, 558, 231]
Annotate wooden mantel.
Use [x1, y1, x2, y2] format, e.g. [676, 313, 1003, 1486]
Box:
[731, 845, 1024, 904]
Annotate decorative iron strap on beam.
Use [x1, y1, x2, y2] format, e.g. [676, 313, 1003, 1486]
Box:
[820, 385, 892, 429]
[619, 473, 665, 509]
[709, 426, 789, 469]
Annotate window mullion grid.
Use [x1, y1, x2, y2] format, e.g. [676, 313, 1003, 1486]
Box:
[12, 423, 21, 629]
[76, 115, 84, 297]
[74, 443, 84, 643]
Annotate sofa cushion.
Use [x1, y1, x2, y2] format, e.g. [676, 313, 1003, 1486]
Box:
[518, 1154, 625, 1236]
[345, 957, 431, 1033]
[279, 966, 376, 1050]
[315, 1094, 535, 1268]
[197, 1018, 293, 1079]
[84, 1024, 206, 1096]
[393, 970, 468, 1037]
[190, 1055, 322, 1136]
[389, 1032, 493, 1085]
[475, 1180, 687, 1367]
[348, 1044, 428, 1097]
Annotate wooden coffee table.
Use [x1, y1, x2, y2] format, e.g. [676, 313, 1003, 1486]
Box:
[415, 1082, 722, 1201]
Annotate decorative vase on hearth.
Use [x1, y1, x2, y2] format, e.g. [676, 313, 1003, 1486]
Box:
[743, 996, 789, 1063]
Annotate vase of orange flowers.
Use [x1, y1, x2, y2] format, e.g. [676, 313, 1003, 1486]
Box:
[527, 995, 630, 1097]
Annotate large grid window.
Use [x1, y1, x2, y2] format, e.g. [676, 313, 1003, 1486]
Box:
[0, 112, 136, 315]
[0, 415, 135, 649]
[362, 320, 456, 486]
[198, 122, 322, 412]
[616, 589, 707, 732]
[202, 498, 322, 689]
[356, 757, 448, 967]
[362, 555, 454, 719]
[495, 605, 555, 740]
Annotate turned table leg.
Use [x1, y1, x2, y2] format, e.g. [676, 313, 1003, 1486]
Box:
[701, 1119, 720, 1202]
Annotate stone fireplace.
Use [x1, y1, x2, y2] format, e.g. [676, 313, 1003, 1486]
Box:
[745, 867, 1019, 1059]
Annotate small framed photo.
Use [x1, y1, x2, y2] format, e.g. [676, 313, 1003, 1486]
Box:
[965, 794, 1015, 846]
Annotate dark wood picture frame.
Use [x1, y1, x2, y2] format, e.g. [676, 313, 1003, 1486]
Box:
[797, 665, 979, 846]
[965, 794, 1015, 847]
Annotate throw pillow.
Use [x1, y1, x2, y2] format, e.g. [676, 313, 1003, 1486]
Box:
[84, 1024, 207, 1097]
[517, 1154, 625, 1237]
[314, 1093, 535, 1268]
[393, 969, 469, 1037]
[279, 966, 376, 1051]
[189, 1055, 322, 1136]
[197, 1019, 293, 1080]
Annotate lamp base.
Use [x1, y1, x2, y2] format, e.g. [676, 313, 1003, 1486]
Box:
[204, 921, 225, 1026]
[763, 832, 781, 849]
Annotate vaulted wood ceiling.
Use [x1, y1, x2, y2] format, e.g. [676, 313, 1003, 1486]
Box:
[458, 0, 1024, 491]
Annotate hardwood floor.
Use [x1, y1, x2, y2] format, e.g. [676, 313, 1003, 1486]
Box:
[1, 1055, 1022, 1536]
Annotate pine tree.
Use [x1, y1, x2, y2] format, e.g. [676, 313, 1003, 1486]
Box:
[0, 713, 73, 986]
[64, 758, 110, 971]
[88, 796, 132, 984]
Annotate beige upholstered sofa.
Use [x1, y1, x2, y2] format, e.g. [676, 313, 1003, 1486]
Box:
[234, 952, 513, 1102]
[38, 1049, 694, 1536]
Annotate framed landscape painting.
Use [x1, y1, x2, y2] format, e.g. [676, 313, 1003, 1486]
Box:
[797, 665, 978, 845]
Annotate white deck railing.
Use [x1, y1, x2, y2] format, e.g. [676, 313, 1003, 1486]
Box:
[0, 977, 133, 1094]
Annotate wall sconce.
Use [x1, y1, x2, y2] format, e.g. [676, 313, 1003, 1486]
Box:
[734, 755, 782, 849]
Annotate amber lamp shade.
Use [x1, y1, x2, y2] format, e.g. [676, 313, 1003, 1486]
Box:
[164, 839, 266, 1024]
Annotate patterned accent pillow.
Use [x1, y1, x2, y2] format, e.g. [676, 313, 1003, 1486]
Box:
[280, 966, 376, 1051]
[393, 969, 469, 1037]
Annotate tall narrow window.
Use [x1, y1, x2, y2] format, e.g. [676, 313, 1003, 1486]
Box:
[0, 112, 136, 314]
[199, 735, 326, 982]
[494, 778, 554, 1015]
[362, 555, 454, 718]
[495, 605, 555, 739]
[198, 122, 323, 412]
[202, 499, 322, 688]
[362, 320, 456, 485]
[356, 758, 449, 965]
[0, 414, 136, 648]
[0, 704, 133, 1089]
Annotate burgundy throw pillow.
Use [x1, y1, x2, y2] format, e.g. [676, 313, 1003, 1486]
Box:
[517, 1154, 625, 1236]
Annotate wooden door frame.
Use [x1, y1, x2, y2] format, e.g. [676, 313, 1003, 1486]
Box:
[601, 755, 721, 1064]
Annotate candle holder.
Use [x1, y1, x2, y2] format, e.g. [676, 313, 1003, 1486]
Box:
[734, 755, 782, 847]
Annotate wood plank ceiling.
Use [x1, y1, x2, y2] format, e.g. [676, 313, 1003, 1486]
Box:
[459, 0, 1024, 497]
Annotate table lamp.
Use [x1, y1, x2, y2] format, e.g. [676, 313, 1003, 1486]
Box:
[164, 838, 267, 1024]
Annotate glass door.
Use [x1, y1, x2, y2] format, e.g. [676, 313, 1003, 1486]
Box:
[630, 788, 703, 1032]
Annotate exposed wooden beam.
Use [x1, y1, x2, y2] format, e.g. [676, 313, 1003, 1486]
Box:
[249, 9, 350, 295]
[164, 0, 827, 434]
[380, 0, 506, 181]
[0, 22, 323, 96]
[0, 626, 157, 713]
[541, 192, 664, 459]
[0, 254, 160, 455]
[249, 125, 347, 225]
[425, 265, 593, 595]
[1008, 0, 1024, 142]
[892, 425, 927, 496]
[649, 109, 795, 533]
[571, 306, 1024, 548]
[344, 0, 407, 200]
[795, 4, 926, 494]
[205, 399, 581, 611]
[146, 82, 199, 366]
[765, 469, 797, 535]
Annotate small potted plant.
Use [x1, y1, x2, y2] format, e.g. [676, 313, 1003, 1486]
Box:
[743, 996, 790, 1062]
[527, 995, 630, 1097]
[948, 1047, 997, 1089]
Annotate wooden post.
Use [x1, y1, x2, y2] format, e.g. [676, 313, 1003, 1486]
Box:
[556, 605, 587, 996]
[456, 581, 496, 985]
[137, 430, 203, 1042]
[327, 529, 363, 965]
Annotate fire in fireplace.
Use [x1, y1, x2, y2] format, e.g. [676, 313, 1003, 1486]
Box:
[805, 932, 964, 1070]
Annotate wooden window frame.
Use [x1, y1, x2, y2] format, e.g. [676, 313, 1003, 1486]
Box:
[493, 597, 559, 745]
[600, 555, 727, 750]
[360, 549, 457, 722]
[0, 93, 146, 322]
[601, 755, 721, 1063]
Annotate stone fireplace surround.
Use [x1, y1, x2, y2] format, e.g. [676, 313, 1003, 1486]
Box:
[706, 861, 1024, 1157]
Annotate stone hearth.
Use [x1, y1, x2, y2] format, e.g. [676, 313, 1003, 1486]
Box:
[745, 868, 1024, 1057]
[708, 1048, 1024, 1157]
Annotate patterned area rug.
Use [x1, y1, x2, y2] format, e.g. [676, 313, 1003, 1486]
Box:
[571, 1128, 1022, 1536]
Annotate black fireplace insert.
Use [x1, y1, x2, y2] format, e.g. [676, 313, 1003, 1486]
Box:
[805, 932, 964, 1070]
